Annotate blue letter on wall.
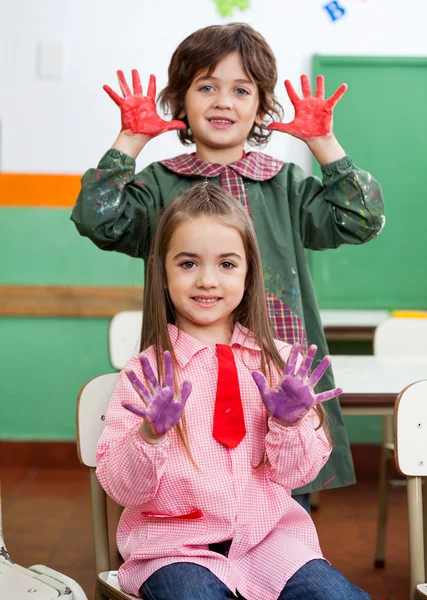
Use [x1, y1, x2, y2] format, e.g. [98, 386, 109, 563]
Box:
[323, 1, 346, 21]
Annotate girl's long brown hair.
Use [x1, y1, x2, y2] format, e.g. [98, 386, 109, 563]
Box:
[158, 23, 283, 146]
[140, 183, 329, 464]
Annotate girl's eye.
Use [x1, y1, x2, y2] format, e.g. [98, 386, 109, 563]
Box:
[199, 85, 214, 93]
[180, 261, 197, 269]
[235, 88, 249, 96]
[220, 261, 236, 270]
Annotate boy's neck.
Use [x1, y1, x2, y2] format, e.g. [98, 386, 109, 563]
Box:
[195, 144, 246, 166]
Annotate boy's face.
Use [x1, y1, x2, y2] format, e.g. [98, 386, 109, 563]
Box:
[182, 52, 262, 162]
[165, 216, 247, 344]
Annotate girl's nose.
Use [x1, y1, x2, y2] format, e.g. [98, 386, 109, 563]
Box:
[197, 268, 218, 288]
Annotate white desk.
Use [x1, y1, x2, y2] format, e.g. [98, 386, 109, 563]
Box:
[320, 310, 389, 342]
[331, 355, 427, 416]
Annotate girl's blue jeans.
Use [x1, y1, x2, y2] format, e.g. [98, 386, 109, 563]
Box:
[139, 559, 371, 599]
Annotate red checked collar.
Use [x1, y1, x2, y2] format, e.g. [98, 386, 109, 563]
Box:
[160, 151, 284, 182]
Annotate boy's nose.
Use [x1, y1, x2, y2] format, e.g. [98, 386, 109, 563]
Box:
[213, 92, 233, 110]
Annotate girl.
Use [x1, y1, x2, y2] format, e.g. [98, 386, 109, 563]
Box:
[73, 23, 385, 506]
[96, 182, 371, 600]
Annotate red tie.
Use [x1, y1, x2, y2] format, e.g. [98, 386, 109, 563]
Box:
[213, 344, 246, 449]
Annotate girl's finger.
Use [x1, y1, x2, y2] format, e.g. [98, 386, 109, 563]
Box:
[164, 351, 174, 388]
[103, 85, 123, 107]
[284, 79, 300, 105]
[315, 75, 325, 99]
[300, 74, 312, 98]
[315, 387, 343, 404]
[140, 355, 160, 389]
[327, 83, 348, 107]
[283, 343, 300, 376]
[252, 371, 268, 396]
[147, 74, 157, 99]
[307, 356, 331, 388]
[117, 70, 132, 97]
[132, 69, 143, 95]
[122, 401, 148, 418]
[179, 380, 192, 406]
[125, 369, 151, 405]
[296, 345, 317, 380]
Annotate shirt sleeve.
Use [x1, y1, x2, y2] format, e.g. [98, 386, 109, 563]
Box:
[265, 413, 331, 492]
[70, 149, 161, 258]
[96, 362, 171, 508]
[286, 155, 385, 250]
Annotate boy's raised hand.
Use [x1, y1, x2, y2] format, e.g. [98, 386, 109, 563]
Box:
[104, 70, 187, 138]
[252, 343, 342, 426]
[268, 75, 347, 140]
[122, 351, 192, 438]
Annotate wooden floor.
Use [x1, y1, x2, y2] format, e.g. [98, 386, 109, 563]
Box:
[1, 465, 409, 600]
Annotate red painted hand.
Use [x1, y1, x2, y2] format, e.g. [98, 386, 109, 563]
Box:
[268, 75, 347, 140]
[103, 70, 187, 138]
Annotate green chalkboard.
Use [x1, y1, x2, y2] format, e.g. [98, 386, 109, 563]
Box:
[308, 56, 427, 310]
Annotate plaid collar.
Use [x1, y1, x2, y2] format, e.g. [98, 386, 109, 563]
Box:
[160, 151, 283, 181]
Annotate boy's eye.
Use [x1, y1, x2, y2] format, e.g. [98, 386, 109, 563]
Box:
[220, 261, 236, 270]
[235, 88, 249, 96]
[199, 85, 214, 93]
[180, 261, 197, 269]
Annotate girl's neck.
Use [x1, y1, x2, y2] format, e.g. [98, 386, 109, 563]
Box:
[195, 144, 245, 166]
[175, 319, 234, 346]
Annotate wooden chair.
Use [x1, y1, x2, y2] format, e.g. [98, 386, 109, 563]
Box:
[0, 483, 88, 599]
[374, 317, 427, 568]
[394, 379, 427, 599]
[108, 311, 142, 370]
[76, 373, 139, 600]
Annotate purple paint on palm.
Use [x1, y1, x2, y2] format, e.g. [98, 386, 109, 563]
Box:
[252, 343, 342, 425]
[122, 351, 192, 436]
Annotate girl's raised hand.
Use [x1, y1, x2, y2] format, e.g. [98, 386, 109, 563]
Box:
[103, 70, 187, 139]
[122, 351, 192, 437]
[268, 75, 347, 140]
[252, 343, 342, 426]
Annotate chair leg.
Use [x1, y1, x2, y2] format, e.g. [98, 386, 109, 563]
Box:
[374, 414, 393, 568]
[309, 491, 320, 511]
[408, 477, 425, 598]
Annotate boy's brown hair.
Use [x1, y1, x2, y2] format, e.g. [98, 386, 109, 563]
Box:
[158, 23, 284, 147]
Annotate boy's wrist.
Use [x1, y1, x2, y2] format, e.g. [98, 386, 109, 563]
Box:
[306, 133, 346, 166]
[111, 131, 150, 159]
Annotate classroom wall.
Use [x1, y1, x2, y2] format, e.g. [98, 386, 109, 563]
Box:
[1, 0, 426, 441]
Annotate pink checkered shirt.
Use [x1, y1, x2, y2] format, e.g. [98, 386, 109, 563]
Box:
[96, 323, 330, 599]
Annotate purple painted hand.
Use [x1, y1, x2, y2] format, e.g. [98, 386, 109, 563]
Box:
[122, 351, 192, 437]
[252, 343, 343, 426]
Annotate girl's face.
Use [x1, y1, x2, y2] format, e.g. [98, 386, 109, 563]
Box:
[182, 52, 262, 163]
[165, 215, 248, 345]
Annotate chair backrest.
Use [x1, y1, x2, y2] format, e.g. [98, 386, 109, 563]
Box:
[108, 311, 143, 370]
[76, 373, 119, 468]
[395, 379, 427, 477]
[374, 317, 427, 358]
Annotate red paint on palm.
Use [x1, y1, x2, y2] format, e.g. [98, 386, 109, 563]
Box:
[103, 70, 187, 137]
[268, 75, 347, 140]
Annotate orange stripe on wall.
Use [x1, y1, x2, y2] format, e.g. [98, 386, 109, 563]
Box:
[0, 174, 82, 207]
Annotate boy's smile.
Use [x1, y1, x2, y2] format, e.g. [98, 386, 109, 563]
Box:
[165, 215, 248, 345]
[182, 52, 262, 164]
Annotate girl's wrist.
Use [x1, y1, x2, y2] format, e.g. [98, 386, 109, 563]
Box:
[111, 131, 150, 159]
[139, 421, 166, 445]
[305, 133, 346, 166]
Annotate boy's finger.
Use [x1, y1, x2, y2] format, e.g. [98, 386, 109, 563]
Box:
[117, 70, 131, 97]
[103, 85, 123, 107]
[132, 69, 143, 95]
[328, 83, 347, 107]
[300, 74, 312, 98]
[147, 74, 156, 99]
[164, 119, 188, 131]
[284, 79, 300, 105]
[315, 75, 325, 99]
